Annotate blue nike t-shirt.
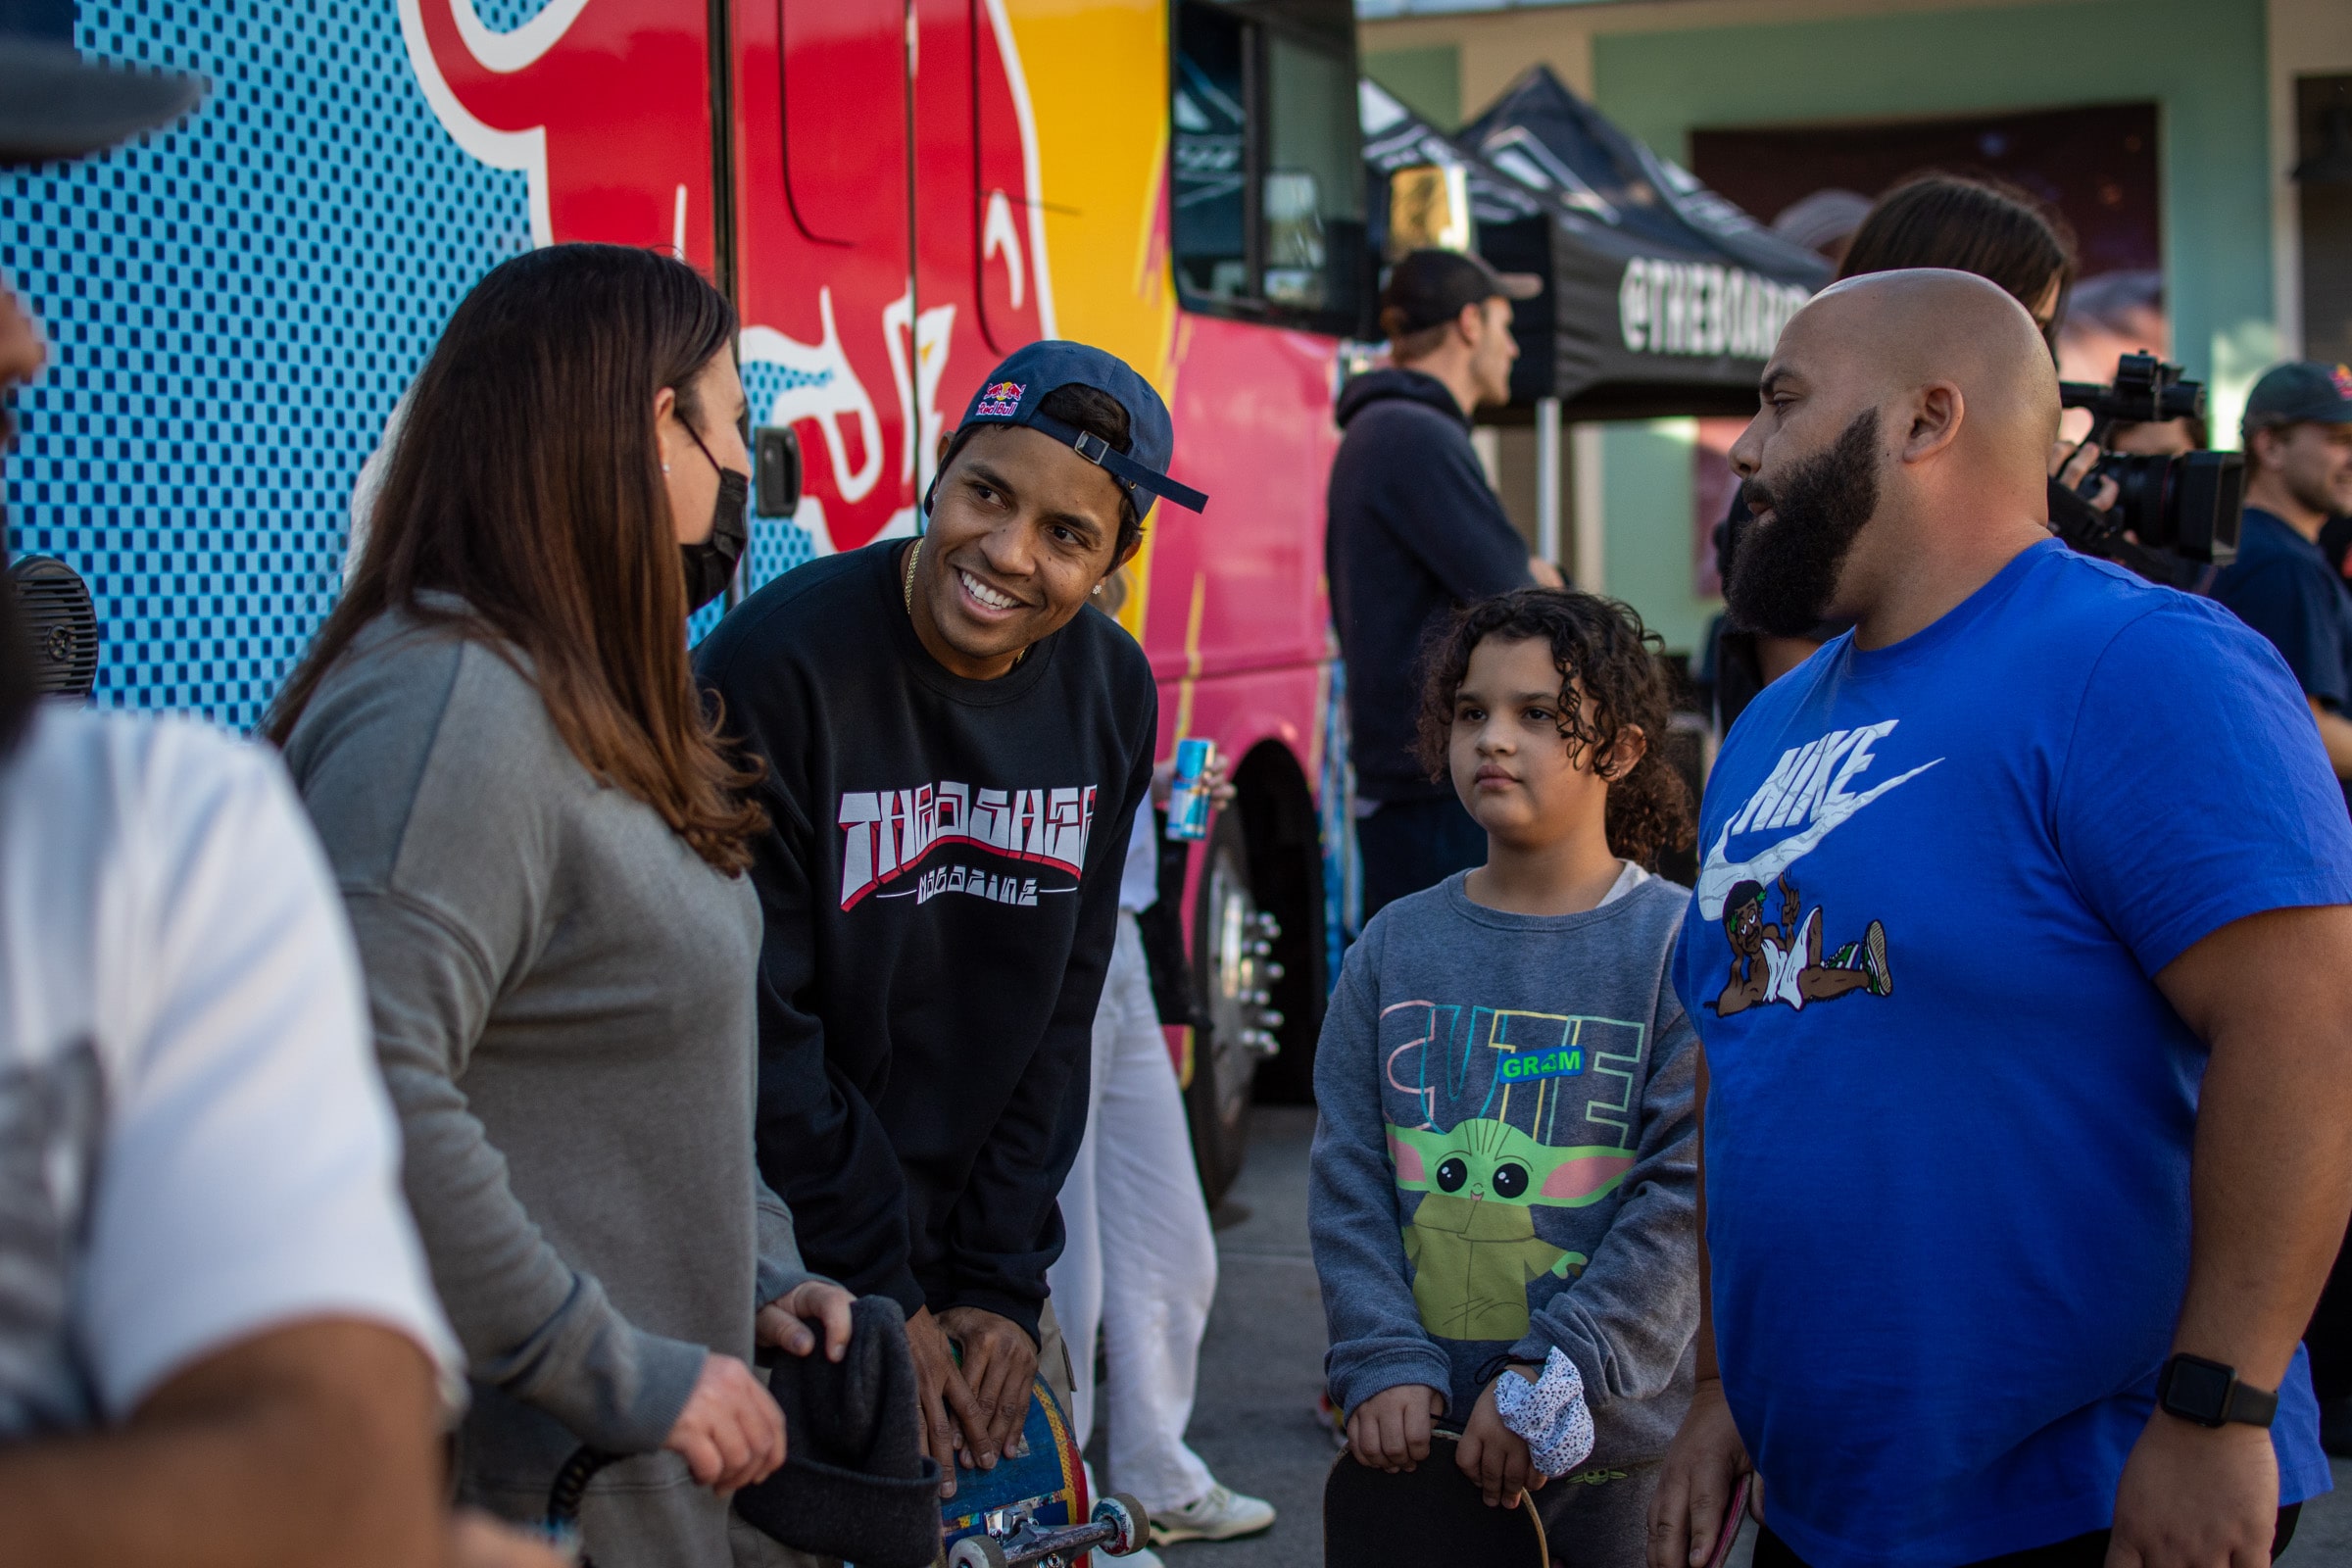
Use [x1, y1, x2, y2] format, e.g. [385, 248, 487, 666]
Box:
[1671, 540, 2352, 1567]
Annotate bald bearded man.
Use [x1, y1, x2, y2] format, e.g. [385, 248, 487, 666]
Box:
[1649, 271, 2352, 1568]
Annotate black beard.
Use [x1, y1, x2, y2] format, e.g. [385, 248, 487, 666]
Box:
[1727, 409, 1881, 639]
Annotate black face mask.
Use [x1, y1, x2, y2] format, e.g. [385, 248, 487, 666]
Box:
[679, 424, 749, 612]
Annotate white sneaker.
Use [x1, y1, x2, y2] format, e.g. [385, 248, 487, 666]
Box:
[1149, 1482, 1277, 1544]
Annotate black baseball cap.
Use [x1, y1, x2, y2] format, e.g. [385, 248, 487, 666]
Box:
[1381, 249, 1542, 336]
[0, 35, 202, 166]
[2243, 360, 2352, 433]
[949, 340, 1207, 515]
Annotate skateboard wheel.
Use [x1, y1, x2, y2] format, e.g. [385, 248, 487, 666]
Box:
[1094, 1494, 1149, 1555]
[948, 1537, 1012, 1568]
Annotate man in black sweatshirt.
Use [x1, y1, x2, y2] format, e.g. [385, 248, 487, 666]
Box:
[1328, 249, 1559, 919]
[696, 342, 1203, 1497]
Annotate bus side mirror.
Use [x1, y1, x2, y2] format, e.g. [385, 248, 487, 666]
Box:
[753, 424, 802, 518]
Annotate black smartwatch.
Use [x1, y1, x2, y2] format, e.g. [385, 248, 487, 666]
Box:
[2156, 1353, 2278, 1429]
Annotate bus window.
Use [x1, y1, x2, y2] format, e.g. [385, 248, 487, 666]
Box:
[1174, 3, 1248, 305]
[1172, 0, 1364, 334]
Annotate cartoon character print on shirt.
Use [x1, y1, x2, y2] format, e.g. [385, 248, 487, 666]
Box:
[1381, 1001, 1645, 1342]
[1696, 718, 1939, 1016]
[1389, 1119, 1633, 1341]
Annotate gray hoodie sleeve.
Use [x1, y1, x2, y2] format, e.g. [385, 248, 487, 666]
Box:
[298, 639, 705, 1456]
[1309, 924, 1456, 1416]
[1509, 992, 1698, 1411]
[754, 1174, 826, 1307]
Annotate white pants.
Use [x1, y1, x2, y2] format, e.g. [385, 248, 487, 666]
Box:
[1049, 913, 1218, 1512]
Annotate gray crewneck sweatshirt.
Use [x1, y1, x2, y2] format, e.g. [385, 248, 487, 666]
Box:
[1309, 869, 1699, 1475]
[283, 608, 817, 1568]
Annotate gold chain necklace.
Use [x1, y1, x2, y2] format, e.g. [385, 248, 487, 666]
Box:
[905, 537, 1024, 667]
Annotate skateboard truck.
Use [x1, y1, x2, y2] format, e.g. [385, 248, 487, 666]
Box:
[946, 1491, 1150, 1568]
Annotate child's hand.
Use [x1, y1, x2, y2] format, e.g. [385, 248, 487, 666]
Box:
[1458, 1371, 1544, 1508]
[1346, 1384, 1444, 1473]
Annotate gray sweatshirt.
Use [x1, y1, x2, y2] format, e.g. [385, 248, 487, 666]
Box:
[1309, 869, 1699, 1474]
[283, 608, 817, 1568]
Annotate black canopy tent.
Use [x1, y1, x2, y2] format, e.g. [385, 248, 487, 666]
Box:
[1453, 67, 1833, 421]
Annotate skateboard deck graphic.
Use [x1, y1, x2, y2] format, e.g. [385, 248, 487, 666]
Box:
[940, 1376, 1149, 1568]
[1323, 1431, 1548, 1568]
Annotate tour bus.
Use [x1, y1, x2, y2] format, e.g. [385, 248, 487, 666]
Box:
[12, 0, 1368, 1195]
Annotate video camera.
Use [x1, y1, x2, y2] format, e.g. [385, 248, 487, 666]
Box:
[2051, 352, 2244, 590]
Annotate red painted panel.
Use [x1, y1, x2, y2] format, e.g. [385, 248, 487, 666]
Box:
[728, 0, 1045, 552]
[407, 0, 714, 266]
[1147, 313, 1340, 686]
[781, 0, 905, 248]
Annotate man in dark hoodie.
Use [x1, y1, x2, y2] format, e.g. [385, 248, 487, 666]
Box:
[1329, 249, 1560, 919]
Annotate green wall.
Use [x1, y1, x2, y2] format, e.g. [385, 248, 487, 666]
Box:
[1365, 44, 1462, 129]
[1580, 0, 2276, 657]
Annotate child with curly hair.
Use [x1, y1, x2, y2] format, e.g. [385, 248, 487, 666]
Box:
[1310, 587, 1702, 1565]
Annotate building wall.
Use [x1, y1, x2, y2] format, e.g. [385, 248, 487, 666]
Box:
[1362, 0, 2278, 659]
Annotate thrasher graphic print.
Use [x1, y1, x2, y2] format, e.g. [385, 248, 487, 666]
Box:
[1696, 719, 1937, 1015]
[837, 781, 1097, 909]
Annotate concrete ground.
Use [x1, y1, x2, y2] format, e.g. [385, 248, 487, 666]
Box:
[1149, 1105, 2352, 1567]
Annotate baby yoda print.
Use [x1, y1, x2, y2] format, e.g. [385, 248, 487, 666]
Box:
[1388, 1118, 1634, 1341]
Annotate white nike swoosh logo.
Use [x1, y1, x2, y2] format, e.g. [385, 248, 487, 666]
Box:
[1696, 760, 1941, 920]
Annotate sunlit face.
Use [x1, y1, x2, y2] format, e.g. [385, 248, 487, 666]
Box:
[657, 350, 750, 545]
[2253, 421, 2352, 520]
[1468, 297, 1518, 409]
[1446, 635, 1624, 848]
[913, 423, 1136, 679]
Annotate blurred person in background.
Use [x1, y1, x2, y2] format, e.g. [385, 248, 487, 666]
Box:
[0, 34, 558, 1568]
[1047, 756, 1274, 1559]
[1330, 248, 1563, 921]
[270, 243, 854, 1568]
[1705, 173, 2103, 737]
[2213, 362, 2352, 811]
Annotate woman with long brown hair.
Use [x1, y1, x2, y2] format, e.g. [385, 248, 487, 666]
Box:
[270, 243, 850, 1568]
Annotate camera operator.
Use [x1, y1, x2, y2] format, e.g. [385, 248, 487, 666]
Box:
[2211, 363, 2352, 807]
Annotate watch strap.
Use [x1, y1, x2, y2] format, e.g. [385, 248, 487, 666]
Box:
[2223, 1377, 2279, 1429]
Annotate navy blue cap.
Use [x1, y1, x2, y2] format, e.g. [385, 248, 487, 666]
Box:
[2244, 360, 2352, 432]
[950, 341, 1207, 515]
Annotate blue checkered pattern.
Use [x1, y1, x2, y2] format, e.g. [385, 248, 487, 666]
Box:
[4, 2, 822, 726]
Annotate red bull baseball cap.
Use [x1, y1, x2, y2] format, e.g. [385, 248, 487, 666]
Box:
[2243, 360, 2352, 433]
[0, 31, 203, 167]
[953, 340, 1208, 515]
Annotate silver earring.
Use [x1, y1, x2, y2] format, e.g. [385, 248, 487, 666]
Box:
[662, 463, 671, 473]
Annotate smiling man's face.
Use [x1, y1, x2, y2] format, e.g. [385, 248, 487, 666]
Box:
[911, 422, 1136, 679]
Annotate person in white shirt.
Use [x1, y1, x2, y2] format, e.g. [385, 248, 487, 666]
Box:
[0, 35, 552, 1568]
[1049, 757, 1275, 1555]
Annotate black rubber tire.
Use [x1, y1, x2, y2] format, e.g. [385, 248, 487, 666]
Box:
[1184, 804, 1261, 1205]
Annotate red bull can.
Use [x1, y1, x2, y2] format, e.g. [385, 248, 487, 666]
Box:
[1165, 738, 1216, 842]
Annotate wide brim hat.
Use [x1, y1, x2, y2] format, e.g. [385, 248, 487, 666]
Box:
[0, 39, 203, 167]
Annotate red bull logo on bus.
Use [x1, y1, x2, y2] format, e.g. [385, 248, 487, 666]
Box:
[401, 0, 1053, 557]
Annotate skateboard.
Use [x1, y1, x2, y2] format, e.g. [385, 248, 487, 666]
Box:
[940, 1374, 1151, 1568]
[1322, 1431, 1548, 1568]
